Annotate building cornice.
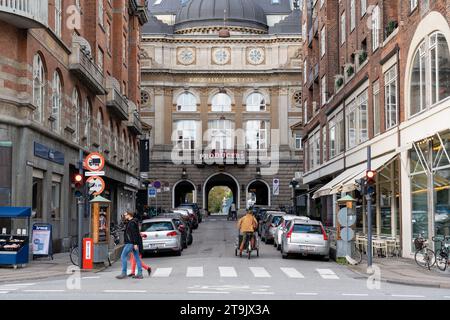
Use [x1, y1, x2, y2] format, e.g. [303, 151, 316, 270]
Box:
[141, 35, 302, 44]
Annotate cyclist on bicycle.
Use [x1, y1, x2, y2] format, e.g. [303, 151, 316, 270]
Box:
[237, 209, 258, 257]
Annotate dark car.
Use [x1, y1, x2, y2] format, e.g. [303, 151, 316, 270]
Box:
[158, 213, 192, 248]
[178, 203, 203, 223]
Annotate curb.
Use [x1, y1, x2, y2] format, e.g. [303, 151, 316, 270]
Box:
[347, 266, 450, 289]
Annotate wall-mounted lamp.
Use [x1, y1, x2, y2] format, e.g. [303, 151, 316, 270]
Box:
[182, 168, 187, 178]
[256, 167, 261, 177]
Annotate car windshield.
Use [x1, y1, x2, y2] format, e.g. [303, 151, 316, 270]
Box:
[141, 221, 174, 232]
[293, 224, 322, 234]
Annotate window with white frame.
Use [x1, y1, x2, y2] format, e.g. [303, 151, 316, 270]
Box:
[371, 5, 380, 51]
[211, 93, 232, 112]
[84, 100, 91, 147]
[322, 126, 327, 163]
[98, 0, 104, 27]
[340, 12, 346, 44]
[320, 26, 326, 57]
[72, 89, 80, 142]
[97, 109, 103, 147]
[373, 80, 380, 135]
[174, 120, 197, 150]
[32, 54, 45, 123]
[328, 111, 345, 159]
[346, 89, 368, 149]
[208, 120, 235, 151]
[304, 60, 308, 84]
[246, 92, 266, 112]
[304, 100, 308, 124]
[55, 0, 62, 37]
[361, 0, 367, 16]
[313, 130, 320, 167]
[245, 120, 269, 151]
[410, 32, 450, 116]
[350, 0, 355, 31]
[51, 72, 62, 132]
[384, 66, 398, 129]
[97, 47, 104, 71]
[321, 76, 327, 106]
[177, 92, 197, 111]
[308, 137, 314, 170]
[294, 132, 302, 150]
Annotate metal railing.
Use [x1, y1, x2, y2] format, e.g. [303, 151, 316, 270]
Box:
[0, 0, 48, 26]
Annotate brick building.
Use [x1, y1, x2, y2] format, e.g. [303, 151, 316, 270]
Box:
[0, 0, 148, 252]
[301, 0, 450, 257]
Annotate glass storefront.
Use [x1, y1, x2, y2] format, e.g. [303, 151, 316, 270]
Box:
[410, 130, 450, 243]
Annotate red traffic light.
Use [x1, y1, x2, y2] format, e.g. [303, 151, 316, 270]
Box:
[74, 174, 83, 183]
[365, 170, 376, 185]
[74, 173, 84, 189]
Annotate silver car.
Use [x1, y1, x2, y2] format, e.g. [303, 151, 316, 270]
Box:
[274, 215, 308, 250]
[140, 218, 183, 256]
[261, 211, 286, 244]
[281, 219, 330, 261]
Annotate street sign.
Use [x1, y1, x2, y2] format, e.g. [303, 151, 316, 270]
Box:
[85, 171, 105, 177]
[86, 176, 105, 196]
[84, 152, 105, 172]
[340, 227, 355, 242]
[273, 178, 280, 196]
[338, 207, 357, 227]
[148, 187, 157, 198]
[153, 180, 161, 189]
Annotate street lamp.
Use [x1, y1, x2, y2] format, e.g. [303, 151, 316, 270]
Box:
[289, 178, 299, 215]
[182, 168, 187, 179]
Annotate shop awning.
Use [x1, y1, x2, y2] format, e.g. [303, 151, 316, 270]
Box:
[0, 207, 32, 218]
[339, 152, 398, 193]
[312, 151, 398, 199]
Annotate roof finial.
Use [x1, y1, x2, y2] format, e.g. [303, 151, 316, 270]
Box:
[219, 8, 230, 38]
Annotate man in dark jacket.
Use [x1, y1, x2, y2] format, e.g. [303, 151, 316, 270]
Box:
[116, 211, 143, 279]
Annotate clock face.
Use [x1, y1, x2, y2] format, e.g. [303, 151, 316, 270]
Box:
[178, 48, 195, 65]
[213, 48, 231, 65]
[248, 48, 265, 65]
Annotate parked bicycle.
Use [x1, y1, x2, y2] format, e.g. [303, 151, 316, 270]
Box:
[69, 233, 89, 266]
[434, 236, 450, 272]
[414, 232, 436, 270]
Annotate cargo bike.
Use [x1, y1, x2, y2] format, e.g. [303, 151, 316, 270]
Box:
[234, 232, 259, 259]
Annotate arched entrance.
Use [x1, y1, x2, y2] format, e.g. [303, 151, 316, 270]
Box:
[173, 180, 196, 208]
[203, 173, 240, 212]
[247, 180, 270, 207]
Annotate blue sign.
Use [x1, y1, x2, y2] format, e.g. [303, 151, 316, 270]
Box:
[148, 188, 157, 198]
[34, 142, 64, 165]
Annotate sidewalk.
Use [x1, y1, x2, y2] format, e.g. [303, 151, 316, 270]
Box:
[347, 257, 450, 288]
[0, 251, 116, 283]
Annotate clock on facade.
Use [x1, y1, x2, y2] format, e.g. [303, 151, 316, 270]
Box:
[177, 48, 195, 65]
[247, 48, 265, 65]
[212, 48, 231, 65]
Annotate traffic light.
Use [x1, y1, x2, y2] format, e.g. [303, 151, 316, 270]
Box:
[73, 173, 84, 198]
[365, 170, 376, 195]
[355, 178, 365, 192]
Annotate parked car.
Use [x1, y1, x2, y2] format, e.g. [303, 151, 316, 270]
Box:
[257, 208, 273, 235]
[176, 206, 198, 229]
[140, 218, 183, 256]
[158, 213, 192, 247]
[261, 211, 286, 244]
[172, 208, 194, 231]
[274, 215, 309, 250]
[178, 203, 203, 223]
[281, 219, 330, 261]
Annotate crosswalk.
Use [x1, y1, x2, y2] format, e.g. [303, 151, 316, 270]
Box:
[140, 266, 340, 280]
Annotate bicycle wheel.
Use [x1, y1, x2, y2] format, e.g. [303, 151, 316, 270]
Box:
[415, 248, 436, 269]
[351, 244, 362, 265]
[70, 246, 79, 266]
[435, 250, 448, 271]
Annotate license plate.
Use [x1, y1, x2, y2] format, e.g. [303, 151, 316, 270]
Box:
[149, 243, 164, 248]
[300, 245, 315, 251]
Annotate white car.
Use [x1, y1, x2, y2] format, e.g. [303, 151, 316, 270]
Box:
[274, 215, 310, 250]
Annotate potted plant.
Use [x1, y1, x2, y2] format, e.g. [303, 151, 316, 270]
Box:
[359, 51, 368, 65]
[385, 20, 398, 38]
[335, 76, 344, 88]
[346, 65, 354, 77]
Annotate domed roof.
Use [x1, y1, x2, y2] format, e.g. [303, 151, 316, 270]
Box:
[174, 0, 268, 34]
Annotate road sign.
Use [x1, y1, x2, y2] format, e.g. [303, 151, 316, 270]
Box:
[340, 227, 355, 242]
[86, 176, 105, 196]
[84, 152, 105, 172]
[153, 180, 161, 189]
[337, 207, 357, 227]
[85, 171, 105, 177]
[148, 187, 157, 198]
[273, 178, 280, 196]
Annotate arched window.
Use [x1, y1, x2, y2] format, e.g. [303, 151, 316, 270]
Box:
[83, 99, 92, 147]
[51, 71, 62, 132]
[176, 92, 197, 111]
[410, 32, 450, 117]
[32, 54, 45, 122]
[246, 92, 266, 112]
[97, 109, 103, 147]
[72, 89, 81, 142]
[211, 93, 231, 112]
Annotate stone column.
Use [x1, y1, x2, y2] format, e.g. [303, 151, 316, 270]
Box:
[154, 88, 165, 145]
[200, 88, 209, 146]
[163, 88, 173, 145]
[234, 88, 244, 130]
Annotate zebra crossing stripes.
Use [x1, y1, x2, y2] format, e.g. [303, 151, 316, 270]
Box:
[186, 267, 204, 277]
[249, 267, 271, 278]
[151, 267, 172, 277]
[218, 267, 238, 277]
[316, 268, 340, 279]
[280, 267, 305, 278]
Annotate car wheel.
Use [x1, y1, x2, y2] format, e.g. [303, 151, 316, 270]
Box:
[277, 244, 281, 251]
[282, 251, 288, 259]
[174, 249, 182, 256]
[322, 255, 330, 262]
[188, 234, 193, 245]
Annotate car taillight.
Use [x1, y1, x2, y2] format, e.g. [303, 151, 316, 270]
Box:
[321, 226, 328, 241]
[140, 233, 147, 239]
[286, 227, 293, 239]
[167, 231, 177, 237]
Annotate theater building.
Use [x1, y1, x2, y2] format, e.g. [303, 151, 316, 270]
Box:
[140, 0, 303, 211]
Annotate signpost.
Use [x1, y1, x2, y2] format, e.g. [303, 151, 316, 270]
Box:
[273, 178, 280, 196]
[87, 176, 106, 196]
[84, 152, 105, 172]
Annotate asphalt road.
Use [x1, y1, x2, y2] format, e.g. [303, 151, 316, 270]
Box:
[1, 215, 450, 300]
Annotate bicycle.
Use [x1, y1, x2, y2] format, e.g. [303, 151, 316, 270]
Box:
[347, 241, 363, 265]
[235, 232, 259, 260]
[434, 236, 450, 272]
[69, 233, 89, 266]
[414, 233, 436, 270]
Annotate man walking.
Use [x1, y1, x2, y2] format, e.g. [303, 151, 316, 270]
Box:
[116, 211, 144, 279]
